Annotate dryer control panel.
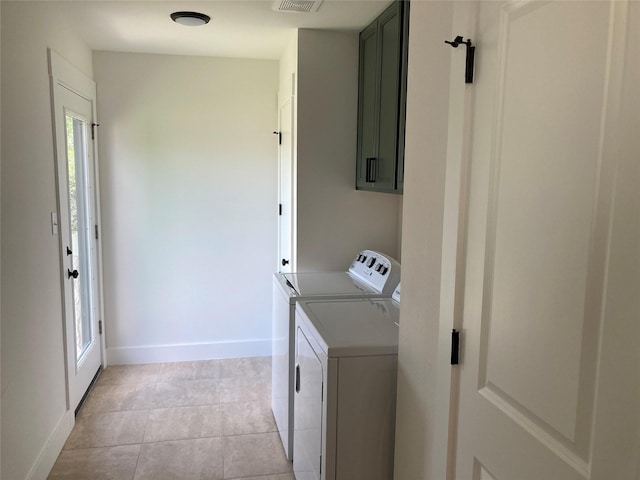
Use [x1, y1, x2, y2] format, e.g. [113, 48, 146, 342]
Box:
[348, 250, 401, 294]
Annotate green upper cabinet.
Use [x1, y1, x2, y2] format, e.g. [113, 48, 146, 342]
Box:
[356, 0, 409, 194]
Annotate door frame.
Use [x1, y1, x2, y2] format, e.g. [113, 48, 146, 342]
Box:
[48, 49, 106, 410]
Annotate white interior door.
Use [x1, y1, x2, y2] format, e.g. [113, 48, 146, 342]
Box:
[278, 93, 294, 273]
[451, 1, 638, 479]
[50, 51, 102, 412]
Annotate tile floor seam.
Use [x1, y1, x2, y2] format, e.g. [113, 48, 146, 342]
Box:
[220, 431, 278, 439]
[140, 408, 152, 444]
[131, 442, 143, 480]
[221, 429, 226, 480]
[141, 433, 224, 445]
[64, 438, 146, 451]
[52, 443, 146, 453]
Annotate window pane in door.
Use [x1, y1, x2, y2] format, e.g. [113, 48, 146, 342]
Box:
[65, 114, 93, 363]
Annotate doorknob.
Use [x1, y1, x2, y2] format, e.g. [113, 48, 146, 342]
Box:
[281, 259, 290, 267]
[67, 269, 79, 279]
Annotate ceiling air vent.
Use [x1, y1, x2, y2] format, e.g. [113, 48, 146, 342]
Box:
[273, 0, 324, 13]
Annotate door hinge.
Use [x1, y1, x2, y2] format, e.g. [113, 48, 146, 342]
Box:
[279, 204, 283, 216]
[91, 123, 100, 140]
[451, 329, 460, 365]
[94, 225, 99, 240]
[98, 320, 103, 335]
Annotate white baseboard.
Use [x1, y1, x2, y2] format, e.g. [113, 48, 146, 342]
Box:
[106, 339, 272, 365]
[26, 409, 74, 480]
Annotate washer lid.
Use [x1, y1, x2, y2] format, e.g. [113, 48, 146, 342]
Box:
[283, 272, 378, 296]
[297, 298, 399, 357]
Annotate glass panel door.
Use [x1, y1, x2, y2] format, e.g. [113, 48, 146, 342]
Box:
[50, 50, 102, 413]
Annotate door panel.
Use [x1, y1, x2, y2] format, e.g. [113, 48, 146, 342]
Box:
[453, 1, 632, 478]
[59, 91, 101, 411]
[278, 93, 294, 272]
[476, 462, 497, 480]
[481, 0, 608, 447]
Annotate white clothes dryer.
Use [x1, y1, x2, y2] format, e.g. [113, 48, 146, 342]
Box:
[272, 250, 400, 460]
[293, 285, 401, 480]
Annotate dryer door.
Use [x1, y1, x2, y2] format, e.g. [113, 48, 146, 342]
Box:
[294, 327, 323, 480]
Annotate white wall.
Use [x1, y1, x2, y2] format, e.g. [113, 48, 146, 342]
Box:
[94, 52, 279, 364]
[393, 3, 453, 479]
[296, 29, 401, 271]
[1, 2, 93, 478]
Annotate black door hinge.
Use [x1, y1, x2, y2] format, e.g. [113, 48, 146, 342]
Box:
[444, 36, 476, 84]
[279, 204, 283, 216]
[99, 320, 103, 335]
[451, 329, 460, 365]
[91, 123, 100, 140]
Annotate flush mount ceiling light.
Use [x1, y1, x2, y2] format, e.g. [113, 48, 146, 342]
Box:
[170, 11, 211, 26]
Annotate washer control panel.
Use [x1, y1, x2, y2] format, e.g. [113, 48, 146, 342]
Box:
[349, 249, 401, 294]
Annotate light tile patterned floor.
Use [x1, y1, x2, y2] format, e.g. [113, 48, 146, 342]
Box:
[48, 358, 294, 480]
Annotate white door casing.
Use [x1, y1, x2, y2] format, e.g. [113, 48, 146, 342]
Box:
[49, 50, 103, 411]
[448, 1, 639, 479]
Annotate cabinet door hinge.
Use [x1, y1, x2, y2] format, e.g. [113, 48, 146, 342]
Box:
[451, 329, 460, 365]
[99, 320, 103, 335]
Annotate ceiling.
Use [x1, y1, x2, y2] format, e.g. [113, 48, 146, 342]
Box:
[49, 0, 393, 60]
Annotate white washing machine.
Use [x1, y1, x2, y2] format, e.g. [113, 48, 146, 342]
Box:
[272, 250, 400, 460]
[293, 285, 401, 480]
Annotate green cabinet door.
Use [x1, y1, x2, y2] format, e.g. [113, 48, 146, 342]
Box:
[356, 21, 380, 189]
[375, 4, 401, 191]
[356, 1, 408, 194]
